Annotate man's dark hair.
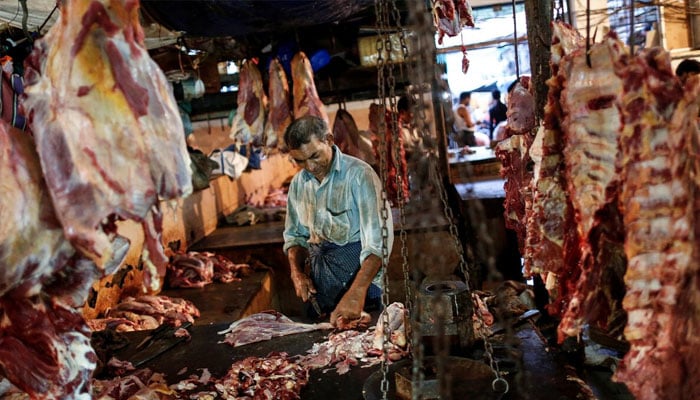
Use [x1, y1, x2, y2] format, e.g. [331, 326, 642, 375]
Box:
[284, 115, 328, 150]
[459, 91, 471, 102]
[397, 95, 410, 113]
[492, 89, 501, 100]
[675, 59, 700, 77]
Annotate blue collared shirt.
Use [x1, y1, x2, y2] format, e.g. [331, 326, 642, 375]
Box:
[283, 146, 393, 271]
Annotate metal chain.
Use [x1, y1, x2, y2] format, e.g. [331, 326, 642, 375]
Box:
[389, 0, 414, 315]
[429, 157, 507, 393]
[374, 1, 393, 399]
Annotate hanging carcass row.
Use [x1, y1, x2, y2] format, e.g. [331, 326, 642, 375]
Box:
[21, 0, 193, 291]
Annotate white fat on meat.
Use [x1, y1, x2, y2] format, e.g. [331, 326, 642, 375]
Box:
[560, 34, 624, 239]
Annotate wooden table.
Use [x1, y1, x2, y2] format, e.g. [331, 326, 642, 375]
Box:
[448, 146, 502, 184]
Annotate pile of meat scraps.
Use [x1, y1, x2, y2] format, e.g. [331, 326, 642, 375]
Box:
[166, 250, 256, 288]
[88, 295, 200, 332]
[218, 303, 410, 375]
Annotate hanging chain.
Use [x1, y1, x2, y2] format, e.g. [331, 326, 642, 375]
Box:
[388, 0, 414, 314]
[374, 1, 393, 399]
[511, 0, 520, 79]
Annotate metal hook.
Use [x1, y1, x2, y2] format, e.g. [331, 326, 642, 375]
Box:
[586, 0, 592, 68]
[629, 0, 635, 54]
[511, 0, 520, 79]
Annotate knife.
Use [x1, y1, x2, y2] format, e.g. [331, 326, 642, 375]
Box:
[308, 293, 323, 317]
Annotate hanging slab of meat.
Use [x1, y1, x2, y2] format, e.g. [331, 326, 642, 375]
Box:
[433, 0, 475, 45]
[218, 311, 333, 347]
[495, 134, 531, 254]
[22, 0, 193, 287]
[264, 58, 292, 150]
[612, 48, 699, 400]
[0, 119, 103, 399]
[230, 59, 267, 145]
[369, 103, 409, 206]
[523, 21, 582, 319]
[291, 52, 329, 124]
[333, 108, 362, 158]
[0, 121, 76, 298]
[556, 33, 628, 340]
[506, 76, 536, 134]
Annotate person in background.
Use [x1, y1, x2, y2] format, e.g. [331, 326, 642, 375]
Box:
[675, 58, 700, 85]
[397, 95, 423, 161]
[453, 91, 476, 146]
[283, 115, 393, 327]
[453, 91, 490, 147]
[488, 89, 507, 140]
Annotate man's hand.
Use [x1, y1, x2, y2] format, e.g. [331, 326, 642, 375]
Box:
[290, 270, 315, 302]
[287, 246, 314, 302]
[331, 288, 365, 328]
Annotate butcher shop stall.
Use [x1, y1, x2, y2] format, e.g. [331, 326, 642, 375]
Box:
[1, 0, 699, 399]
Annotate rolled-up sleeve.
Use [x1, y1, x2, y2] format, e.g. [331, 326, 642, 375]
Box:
[353, 167, 394, 263]
[283, 178, 310, 254]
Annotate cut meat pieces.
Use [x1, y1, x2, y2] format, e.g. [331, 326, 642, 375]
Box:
[218, 311, 333, 347]
[22, 0, 193, 285]
[230, 59, 267, 145]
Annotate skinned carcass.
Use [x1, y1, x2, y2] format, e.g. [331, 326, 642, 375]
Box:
[264, 58, 292, 150]
[0, 120, 98, 399]
[291, 52, 329, 124]
[22, 0, 193, 290]
[231, 59, 268, 145]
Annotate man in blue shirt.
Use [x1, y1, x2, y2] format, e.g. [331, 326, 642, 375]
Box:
[283, 115, 393, 327]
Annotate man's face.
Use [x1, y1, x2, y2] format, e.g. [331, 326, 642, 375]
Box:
[289, 135, 334, 182]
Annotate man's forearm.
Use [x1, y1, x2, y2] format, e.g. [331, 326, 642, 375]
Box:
[287, 245, 308, 275]
[347, 254, 382, 298]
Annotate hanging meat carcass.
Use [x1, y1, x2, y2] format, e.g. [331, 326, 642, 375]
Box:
[612, 47, 700, 400]
[556, 32, 628, 340]
[333, 108, 362, 158]
[230, 59, 268, 145]
[523, 22, 582, 319]
[291, 51, 329, 124]
[22, 0, 193, 290]
[263, 58, 292, 150]
[0, 120, 99, 399]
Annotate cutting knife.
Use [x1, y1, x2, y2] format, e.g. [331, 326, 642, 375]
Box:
[308, 293, 323, 316]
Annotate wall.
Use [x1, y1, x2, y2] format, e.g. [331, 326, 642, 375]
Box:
[82, 148, 298, 319]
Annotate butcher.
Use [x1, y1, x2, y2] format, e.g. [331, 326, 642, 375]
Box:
[282, 115, 393, 327]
